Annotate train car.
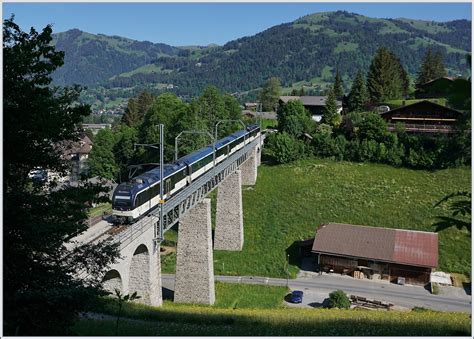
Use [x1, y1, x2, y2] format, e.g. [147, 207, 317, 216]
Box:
[111, 124, 260, 223]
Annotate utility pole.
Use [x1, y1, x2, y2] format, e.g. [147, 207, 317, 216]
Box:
[133, 124, 165, 244]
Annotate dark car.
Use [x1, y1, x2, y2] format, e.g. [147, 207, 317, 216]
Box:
[290, 290, 303, 303]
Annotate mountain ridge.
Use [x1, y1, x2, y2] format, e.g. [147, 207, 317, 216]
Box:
[51, 11, 471, 99]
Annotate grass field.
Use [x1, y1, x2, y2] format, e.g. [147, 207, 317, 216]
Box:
[162, 158, 471, 277]
[72, 283, 471, 336]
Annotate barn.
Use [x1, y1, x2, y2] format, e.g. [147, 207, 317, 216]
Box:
[311, 223, 438, 285]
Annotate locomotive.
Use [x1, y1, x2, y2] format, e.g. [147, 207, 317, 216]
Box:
[111, 124, 260, 223]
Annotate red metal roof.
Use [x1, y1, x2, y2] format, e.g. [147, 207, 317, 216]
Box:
[393, 229, 438, 268]
[312, 223, 438, 268]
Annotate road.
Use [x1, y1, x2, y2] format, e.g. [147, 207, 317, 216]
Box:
[161, 273, 471, 313]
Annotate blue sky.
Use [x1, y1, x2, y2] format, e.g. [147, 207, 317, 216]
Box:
[3, 3, 472, 46]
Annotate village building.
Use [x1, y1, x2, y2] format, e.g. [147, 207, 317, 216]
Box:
[311, 223, 438, 285]
[415, 77, 456, 99]
[63, 135, 93, 180]
[380, 100, 463, 134]
[244, 102, 259, 111]
[279, 96, 343, 122]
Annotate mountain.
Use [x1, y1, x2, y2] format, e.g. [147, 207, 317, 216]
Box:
[52, 29, 180, 86]
[51, 11, 471, 98]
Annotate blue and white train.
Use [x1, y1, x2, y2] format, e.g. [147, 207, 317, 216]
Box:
[111, 124, 261, 223]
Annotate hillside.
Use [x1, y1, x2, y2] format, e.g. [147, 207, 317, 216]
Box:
[51, 11, 471, 97]
[52, 29, 180, 86]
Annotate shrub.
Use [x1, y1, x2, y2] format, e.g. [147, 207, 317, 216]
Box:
[271, 132, 305, 164]
[328, 290, 351, 309]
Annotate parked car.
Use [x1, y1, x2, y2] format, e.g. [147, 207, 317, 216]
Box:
[290, 290, 303, 303]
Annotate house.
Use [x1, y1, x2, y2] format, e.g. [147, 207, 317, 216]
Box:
[311, 223, 438, 285]
[279, 96, 343, 122]
[415, 77, 456, 99]
[244, 102, 259, 111]
[63, 135, 93, 179]
[380, 100, 463, 134]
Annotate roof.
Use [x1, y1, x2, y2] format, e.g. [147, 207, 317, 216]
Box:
[417, 76, 456, 88]
[380, 100, 463, 117]
[279, 96, 342, 107]
[63, 135, 93, 158]
[312, 223, 438, 268]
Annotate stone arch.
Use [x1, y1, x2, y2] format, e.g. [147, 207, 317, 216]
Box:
[102, 269, 122, 294]
[129, 244, 150, 303]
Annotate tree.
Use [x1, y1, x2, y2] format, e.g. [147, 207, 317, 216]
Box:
[267, 132, 305, 164]
[416, 48, 447, 85]
[333, 69, 344, 99]
[138, 92, 189, 162]
[322, 89, 341, 127]
[88, 128, 120, 180]
[121, 91, 154, 127]
[260, 77, 281, 111]
[328, 290, 351, 309]
[347, 71, 369, 113]
[367, 47, 409, 102]
[4, 17, 119, 335]
[277, 99, 313, 137]
[356, 112, 389, 143]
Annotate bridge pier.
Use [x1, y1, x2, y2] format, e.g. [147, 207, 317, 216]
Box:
[241, 146, 258, 185]
[214, 170, 243, 251]
[174, 198, 215, 305]
[102, 222, 163, 307]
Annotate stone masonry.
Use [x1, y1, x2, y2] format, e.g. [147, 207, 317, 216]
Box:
[241, 146, 257, 185]
[214, 170, 243, 251]
[102, 222, 162, 307]
[174, 199, 215, 305]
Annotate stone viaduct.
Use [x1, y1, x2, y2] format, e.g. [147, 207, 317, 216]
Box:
[102, 144, 261, 306]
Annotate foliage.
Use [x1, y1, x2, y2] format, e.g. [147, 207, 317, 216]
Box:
[356, 112, 389, 143]
[277, 99, 313, 137]
[328, 290, 351, 309]
[346, 71, 369, 113]
[121, 91, 154, 127]
[333, 69, 344, 99]
[3, 17, 119, 335]
[88, 128, 120, 180]
[433, 191, 471, 233]
[322, 88, 341, 127]
[367, 47, 410, 102]
[113, 289, 141, 336]
[266, 132, 306, 164]
[416, 48, 447, 85]
[260, 77, 281, 111]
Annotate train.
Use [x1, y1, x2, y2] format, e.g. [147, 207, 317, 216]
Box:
[111, 124, 261, 224]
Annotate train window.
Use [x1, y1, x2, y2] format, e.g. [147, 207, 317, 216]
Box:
[165, 179, 172, 194]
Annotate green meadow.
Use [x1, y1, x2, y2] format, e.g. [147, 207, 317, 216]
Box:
[162, 158, 471, 277]
[74, 282, 470, 336]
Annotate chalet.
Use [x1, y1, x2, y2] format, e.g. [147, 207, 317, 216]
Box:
[415, 77, 455, 99]
[312, 223, 438, 285]
[279, 96, 343, 122]
[63, 135, 93, 179]
[380, 100, 463, 134]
